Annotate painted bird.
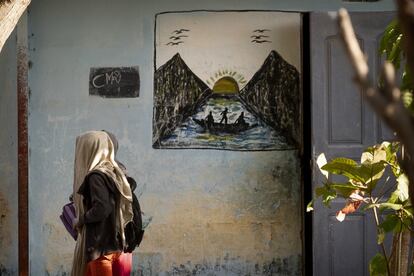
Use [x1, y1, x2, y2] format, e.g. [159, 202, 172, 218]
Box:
[166, 41, 184, 46]
[251, 35, 269, 39]
[169, 35, 188, 40]
[253, 29, 270, 33]
[172, 29, 190, 34]
[251, 39, 271, 43]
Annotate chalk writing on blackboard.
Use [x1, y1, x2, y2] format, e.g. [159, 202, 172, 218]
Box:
[89, 67, 140, 98]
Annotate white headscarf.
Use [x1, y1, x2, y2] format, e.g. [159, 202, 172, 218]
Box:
[71, 130, 133, 276]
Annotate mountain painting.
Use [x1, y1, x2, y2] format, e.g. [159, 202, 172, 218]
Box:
[153, 11, 302, 151]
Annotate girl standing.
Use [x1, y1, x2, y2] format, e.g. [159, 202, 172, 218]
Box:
[71, 131, 133, 276]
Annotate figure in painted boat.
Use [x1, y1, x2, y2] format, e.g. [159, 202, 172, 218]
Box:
[235, 112, 246, 125]
[219, 108, 229, 125]
[205, 111, 214, 128]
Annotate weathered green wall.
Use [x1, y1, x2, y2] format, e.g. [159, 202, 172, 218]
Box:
[0, 0, 396, 275]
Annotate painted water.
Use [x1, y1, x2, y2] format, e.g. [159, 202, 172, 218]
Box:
[159, 96, 295, 151]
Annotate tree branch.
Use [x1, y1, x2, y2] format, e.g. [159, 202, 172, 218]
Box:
[397, 0, 414, 80]
[0, 0, 30, 53]
[338, 8, 414, 202]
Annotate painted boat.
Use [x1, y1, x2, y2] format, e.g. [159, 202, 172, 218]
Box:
[193, 118, 251, 134]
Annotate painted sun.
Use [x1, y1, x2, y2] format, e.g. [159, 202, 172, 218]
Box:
[206, 69, 247, 94]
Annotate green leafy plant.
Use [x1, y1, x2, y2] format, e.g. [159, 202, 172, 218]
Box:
[380, 19, 414, 113]
[308, 142, 412, 275]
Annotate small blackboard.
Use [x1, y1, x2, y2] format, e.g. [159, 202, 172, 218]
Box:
[89, 66, 140, 98]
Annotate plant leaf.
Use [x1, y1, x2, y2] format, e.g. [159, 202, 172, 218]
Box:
[396, 174, 409, 202]
[369, 253, 387, 276]
[380, 214, 400, 232]
[363, 203, 379, 211]
[316, 153, 329, 180]
[379, 19, 398, 54]
[387, 191, 399, 204]
[389, 34, 402, 68]
[379, 202, 403, 211]
[321, 158, 362, 181]
[402, 206, 414, 218]
[322, 157, 385, 187]
[361, 145, 387, 165]
[402, 89, 414, 112]
[330, 183, 362, 197]
[377, 228, 385, 245]
[306, 200, 314, 212]
[363, 163, 387, 191]
[315, 186, 337, 207]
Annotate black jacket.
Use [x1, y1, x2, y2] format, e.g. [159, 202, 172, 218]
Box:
[77, 170, 123, 261]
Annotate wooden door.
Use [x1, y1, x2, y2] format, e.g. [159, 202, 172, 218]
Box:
[310, 11, 395, 276]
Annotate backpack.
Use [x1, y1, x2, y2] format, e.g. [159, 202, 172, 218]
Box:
[124, 176, 145, 253]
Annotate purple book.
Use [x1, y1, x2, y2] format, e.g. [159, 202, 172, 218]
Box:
[60, 202, 78, 240]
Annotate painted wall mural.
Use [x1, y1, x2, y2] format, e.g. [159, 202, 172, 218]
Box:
[153, 11, 302, 151]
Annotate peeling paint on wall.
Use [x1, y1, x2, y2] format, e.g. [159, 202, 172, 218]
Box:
[130, 253, 300, 276]
[137, 150, 301, 274]
[166, 255, 300, 276]
[132, 252, 163, 275]
[0, 193, 12, 265]
[0, 264, 16, 276]
[43, 221, 76, 275]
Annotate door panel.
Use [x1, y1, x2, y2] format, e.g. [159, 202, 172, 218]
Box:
[329, 214, 365, 276]
[327, 35, 364, 144]
[311, 12, 395, 275]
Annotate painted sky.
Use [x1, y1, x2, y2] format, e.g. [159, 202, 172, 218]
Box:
[155, 11, 301, 89]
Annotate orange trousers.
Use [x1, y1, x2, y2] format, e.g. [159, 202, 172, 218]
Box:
[86, 252, 132, 276]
